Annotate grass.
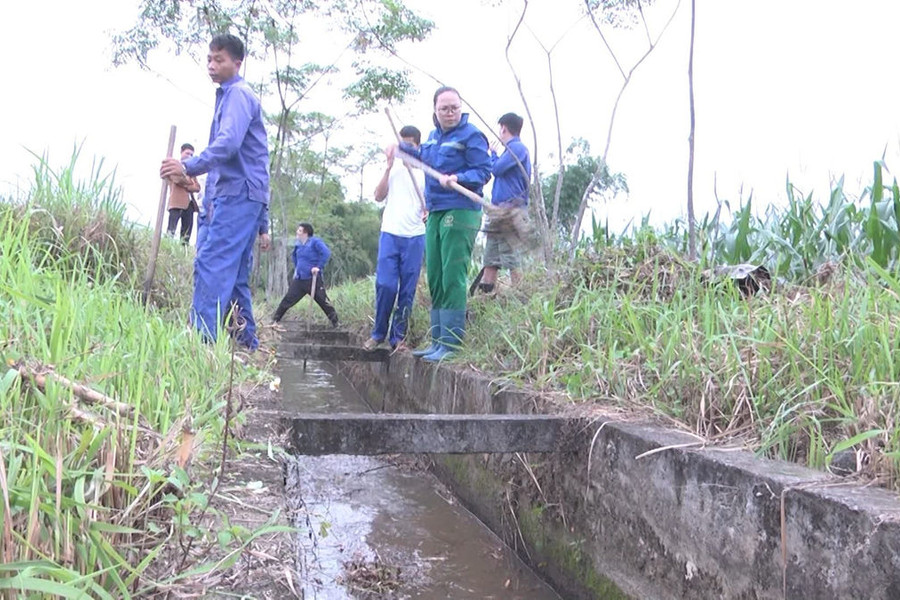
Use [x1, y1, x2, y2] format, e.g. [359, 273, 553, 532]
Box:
[333, 162, 900, 490]
[0, 152, 276, 596]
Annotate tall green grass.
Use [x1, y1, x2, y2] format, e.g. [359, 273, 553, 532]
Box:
[335, 161, 900, 488]
[0, 154, 257, 595]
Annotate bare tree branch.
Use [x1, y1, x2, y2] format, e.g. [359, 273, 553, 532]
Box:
[687, 0, 697, 260]
[583, 0, 627, 80]
[637, 0, 653, 47]
[569, 0, 683, 252]
[528, 29, 566, 239]
[501, 0, 552, 263]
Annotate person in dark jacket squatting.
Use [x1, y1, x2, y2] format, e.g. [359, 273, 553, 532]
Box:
[272, 223, 340, 327]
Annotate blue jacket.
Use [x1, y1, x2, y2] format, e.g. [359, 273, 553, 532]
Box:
[184, 75, 270, 206]
[408, 113, 491, 212]
[291, 236, 331, 280]
[490, 136, 531, 207]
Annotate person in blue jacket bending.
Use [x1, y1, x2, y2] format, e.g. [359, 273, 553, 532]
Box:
[392, 85, 492, 361]
[271, 223, 340, 327]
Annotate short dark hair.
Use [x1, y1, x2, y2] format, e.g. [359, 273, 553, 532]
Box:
[210, 34, 245, 62]
[398, 125, 421, 145]
[498, 113, 524, 137]
[298, 222, 314, 237]
[433, 86, 459, 107]
[180, 143, 195, 153]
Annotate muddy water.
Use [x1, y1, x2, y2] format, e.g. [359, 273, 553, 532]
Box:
[280, 359, 561, 600]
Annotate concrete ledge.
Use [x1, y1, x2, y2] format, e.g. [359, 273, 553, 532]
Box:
[280, 343, 390, 362]
[340, 345, 900, 599]
[284, 413, 570, 455]
[282, 330, 350, 345]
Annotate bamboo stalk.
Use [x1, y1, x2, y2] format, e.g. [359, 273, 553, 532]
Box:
[20, 367, 134, 415]
[143, 125, 178, 305]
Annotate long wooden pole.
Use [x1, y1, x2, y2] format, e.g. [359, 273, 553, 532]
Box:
[309, 270, 318, 319]
[303, 269, 318, 371]
[394, 149, 492, 210]
[384, 108, 427, 215]
[143, 125, 177, 305]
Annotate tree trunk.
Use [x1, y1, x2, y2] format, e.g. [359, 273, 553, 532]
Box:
[687, 0, 697, 260]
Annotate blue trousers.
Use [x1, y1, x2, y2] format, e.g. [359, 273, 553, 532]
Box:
[372, 231, 425, 346]
[195, 213, 208, 252]
[192, 195, 264, 350]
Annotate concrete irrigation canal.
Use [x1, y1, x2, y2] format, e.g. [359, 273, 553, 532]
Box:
[276, 324, 900, 599]
[277, 333, 560, 599]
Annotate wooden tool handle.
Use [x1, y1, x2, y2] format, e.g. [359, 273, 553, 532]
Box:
[395, 149, 489, 208]
[143, 124, 177, 305]
[384, 108, 427, 214]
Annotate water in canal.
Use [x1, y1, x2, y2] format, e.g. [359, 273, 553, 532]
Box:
[279, 359, 561, 600]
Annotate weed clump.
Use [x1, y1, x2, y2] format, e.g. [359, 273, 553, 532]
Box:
[0, 152, 257, 595]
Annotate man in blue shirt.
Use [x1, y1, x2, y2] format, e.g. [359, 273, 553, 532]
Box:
[271, 223, 340, 327]
[480, 112, 531, 294]
[392, 86, 492, 361]
[160, 34, 270, 351]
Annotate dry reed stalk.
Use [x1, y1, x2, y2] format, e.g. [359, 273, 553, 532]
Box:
[19, 366, 134, 415]
[0, 444, 14, 565]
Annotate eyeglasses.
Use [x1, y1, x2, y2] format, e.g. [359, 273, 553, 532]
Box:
[436, 105, 461, 114]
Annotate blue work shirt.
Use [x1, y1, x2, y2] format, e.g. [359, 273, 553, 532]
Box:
[183, 74, 270, 206]
[405, 113, 491, 212]
[490, 136, 531, 207]
[292, 236, 331, 280]
[198, 174, 268, 234]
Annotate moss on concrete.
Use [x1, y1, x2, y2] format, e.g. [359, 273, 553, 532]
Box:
[438, 455, 504, 499]
[516, 501, 630, 600]
[438, 455, 629, 600]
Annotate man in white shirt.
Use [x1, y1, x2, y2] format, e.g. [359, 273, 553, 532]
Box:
[364, 126, 428, 351]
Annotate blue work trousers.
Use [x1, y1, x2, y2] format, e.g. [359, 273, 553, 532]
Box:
[191, 195, 264, 350]
[372, 232, 425, 346]
[195, 212, 209, 252]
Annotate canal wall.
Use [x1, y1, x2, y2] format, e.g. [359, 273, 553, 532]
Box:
[342, 348, 900, 599]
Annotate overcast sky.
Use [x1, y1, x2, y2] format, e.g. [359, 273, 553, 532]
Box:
[4, 0, 900, 234]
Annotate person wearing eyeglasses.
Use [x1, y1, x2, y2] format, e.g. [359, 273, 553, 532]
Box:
[390, 86, 491, 361]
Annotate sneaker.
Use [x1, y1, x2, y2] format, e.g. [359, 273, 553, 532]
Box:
[363, 337, 383, 351]
[391, 340, 409, 354]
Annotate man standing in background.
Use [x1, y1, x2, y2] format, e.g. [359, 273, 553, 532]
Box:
[160, 33, 270, 351]
[364, 125, 427, 351]
[165, 143, 201, 245]
[479, 112, 531, 293]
